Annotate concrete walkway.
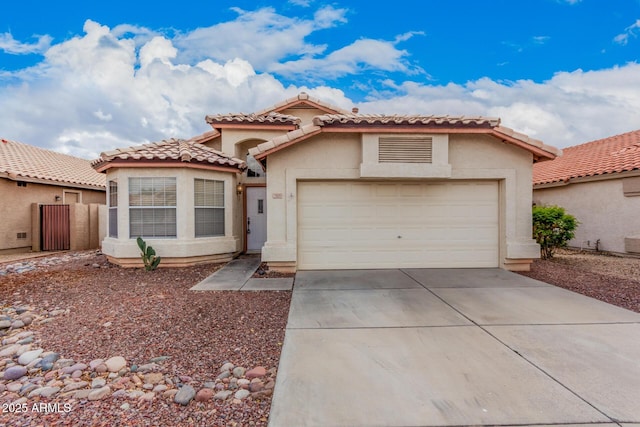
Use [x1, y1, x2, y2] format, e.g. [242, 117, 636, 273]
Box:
[269, 268, 640, 426]
[190, 256, 293, 291]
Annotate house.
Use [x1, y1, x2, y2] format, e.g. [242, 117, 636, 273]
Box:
[0, 138, 106, 254]
[93, 93, 559, 271]
[533, 129, 640, 254]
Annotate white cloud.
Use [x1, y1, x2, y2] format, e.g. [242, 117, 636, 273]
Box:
[614, 19, 640, 45]
[173, 6, 347, 70]
[0, 8, 639, 163]
[0, 32, 52, 54]
[358, 63, 640, 148]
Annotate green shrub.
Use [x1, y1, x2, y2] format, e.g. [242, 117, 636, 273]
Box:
[136, 237, 161, 271]
[532, 205, 579, 260]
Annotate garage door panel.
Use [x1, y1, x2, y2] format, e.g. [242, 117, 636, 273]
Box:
[297, 181, 499, 269]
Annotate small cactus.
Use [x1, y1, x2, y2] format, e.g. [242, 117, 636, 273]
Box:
[136, 237, 161, 271]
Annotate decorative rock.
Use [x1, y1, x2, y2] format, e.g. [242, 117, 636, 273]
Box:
[249, 381, 264, 393]
[0, 320, 11, 329]
[4, 365, 27, 380]
[153, 384, 167, 393]
[149, 356, 171, 363]
[11, 320, 25, 329]
[7, 382, 22, 392]
[19, 316, 33, 326]
[74, 389, 92, 399]
[195, 388, 214, 402]
[71, 370, 83, 379]
[220, 362, 235, 372]
[232, 367, 246, 378]
[88, 386, 111, 401]
[144, 372, 163, 384]
[140, 392, 155, 402]
[174, 385, 196, 405]
[0, 344, 20, 358]
[246, 366, 267, 379]
[265, 379, 276, 390]
[94, 364, 107, 374]
[91, 378, 106, 389]
[18, 348, 43, 366]
[112, 389, 127, 398]
[143, 383, 154, 390]
[40, 353, 60, 371]
[39, 386, 61, 398]
[61, 381, 88, 393]
[216, 370, 231, 380]
[17, 336, 33, 345]
[234, 389, 250, 400]
[137, 363, 158, 373]
[89, 359, 104, 370]
[120, 402, 130, 410]
[214, 390, 233, 400]
[104, 356, 126, 373]
[127, 390, 145, 399]
[237, 379, 250, 387]
[203, 381, 216, 389]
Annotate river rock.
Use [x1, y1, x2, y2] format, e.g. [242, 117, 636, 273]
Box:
[174, 385, 196, 405]
[104, 356, 126, 373]
[4, 365, 27, 380]
[88, 386, 111, 401]
[18, 349, 43, 366]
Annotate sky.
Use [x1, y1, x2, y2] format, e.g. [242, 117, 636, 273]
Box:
[1, 0, 639, 159]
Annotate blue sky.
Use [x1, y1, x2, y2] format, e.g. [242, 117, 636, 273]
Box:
[1, 0, 639, 158]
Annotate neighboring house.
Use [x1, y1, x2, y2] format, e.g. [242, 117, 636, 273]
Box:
[0, 138, 106, 254]
[533, 129, 640, 255]
[93, 93, 559, 271]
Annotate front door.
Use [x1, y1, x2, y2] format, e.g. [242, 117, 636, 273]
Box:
[246, 186, 267, 252]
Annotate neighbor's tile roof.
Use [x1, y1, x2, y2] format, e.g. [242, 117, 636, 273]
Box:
[249, 114, 560, 162]
[533, 129, 640, 186]
[206, 112, 300, 126]
[0, 138, 106, 189]
[92, 138, 246, 172]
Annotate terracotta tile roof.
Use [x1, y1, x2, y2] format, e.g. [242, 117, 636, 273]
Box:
[249, 114, 560, 162]
[92, 138, 246, 172]
[313, 114, 501, 127]
[533, 129, 640, 186]
[253, 92, 351, 116]
[205, 112, 301, 126]
[0, 138, 106, 190]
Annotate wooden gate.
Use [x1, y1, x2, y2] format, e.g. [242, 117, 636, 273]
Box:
[41, 205, 70, 251]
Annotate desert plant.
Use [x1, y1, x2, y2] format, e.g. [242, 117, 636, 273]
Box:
[136, 237, 161, 271]
[532, 205, 578, 260]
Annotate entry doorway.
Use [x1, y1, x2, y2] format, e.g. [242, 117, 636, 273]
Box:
[246, 186, 267, 253]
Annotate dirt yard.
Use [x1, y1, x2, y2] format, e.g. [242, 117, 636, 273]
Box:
[1, 248, 639, 426]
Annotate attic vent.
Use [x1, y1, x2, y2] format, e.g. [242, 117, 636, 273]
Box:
[378, 137, 432, 163]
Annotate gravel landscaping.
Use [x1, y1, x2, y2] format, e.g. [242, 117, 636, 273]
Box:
[519, 248, 640, 313]
[2, 248, 639, 425]
[0, 251, 291, 426]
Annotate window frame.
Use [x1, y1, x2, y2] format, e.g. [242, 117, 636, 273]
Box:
[194, 178, 225, 238]
[128, 177, 177, 239]
[108, 180, 118, 238]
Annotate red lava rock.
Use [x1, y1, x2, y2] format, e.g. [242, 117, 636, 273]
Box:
[195, 388, 214, 402]
[246, 366, 267, 379]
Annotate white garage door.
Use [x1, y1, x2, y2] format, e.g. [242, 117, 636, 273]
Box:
[297, 181, 499, 269]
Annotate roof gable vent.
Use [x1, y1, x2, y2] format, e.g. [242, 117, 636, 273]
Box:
[378, 137, 432, 163]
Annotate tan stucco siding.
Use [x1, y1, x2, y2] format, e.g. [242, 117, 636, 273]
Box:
[221, 129, 288, 157]
[0, 178, 105, 252]
[261, 132, 539, 270]
[533, 178, 640, 253]
[101, 167, 242, 263]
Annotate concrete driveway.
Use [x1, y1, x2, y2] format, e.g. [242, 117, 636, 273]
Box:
[268, 268, 640, 427]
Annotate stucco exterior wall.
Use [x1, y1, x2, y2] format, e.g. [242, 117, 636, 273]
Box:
[261, 132, 539, 270]
[0, 178, 105, 253]
[101, 167, 242, 266]
[533, 178, 640, 253]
